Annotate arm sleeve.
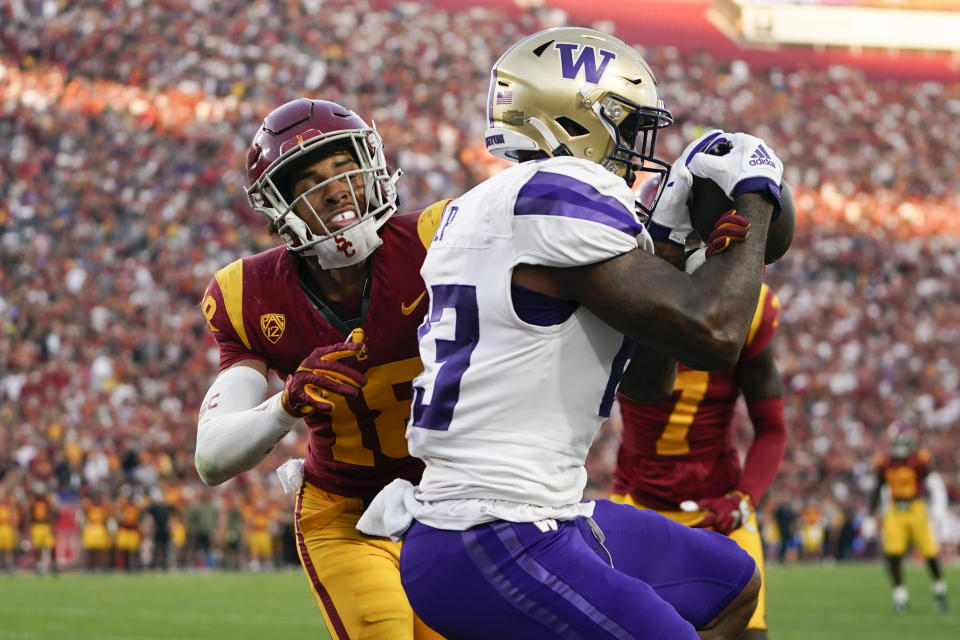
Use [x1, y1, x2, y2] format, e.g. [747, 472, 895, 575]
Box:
[868, 456, 886, 514]
[742, 285, 780, 361]
[194, 365, 299, 486]
[737, 396, 787, 504]
[925, 471, 948, 521]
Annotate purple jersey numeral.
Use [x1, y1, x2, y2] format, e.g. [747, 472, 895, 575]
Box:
[412, 284, 480, 431]
[599, 336, 635, 417]
[433, 205, 459, 242]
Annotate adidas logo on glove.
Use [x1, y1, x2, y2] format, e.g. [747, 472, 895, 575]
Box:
[748, 144, 777, 168]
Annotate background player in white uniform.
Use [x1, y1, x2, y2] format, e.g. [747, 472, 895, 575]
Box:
[360, 27, 786, 639]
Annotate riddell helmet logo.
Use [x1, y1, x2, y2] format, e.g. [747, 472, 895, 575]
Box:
[749, 145, 776, 168]
[335, 233, 356, 257]
[260, 313, 285, 344]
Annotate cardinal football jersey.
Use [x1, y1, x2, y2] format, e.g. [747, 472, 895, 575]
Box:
[875, 448, 932, 501]
[201, 208, 445, 498]
[407, 157, 652, 524]
[612, 284, 781, 509]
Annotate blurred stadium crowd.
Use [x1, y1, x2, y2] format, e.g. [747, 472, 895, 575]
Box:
[1, 0, 959, 570]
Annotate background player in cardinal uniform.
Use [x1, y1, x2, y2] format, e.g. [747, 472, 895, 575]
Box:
[193, 98, 446, 640]
[80, 490, 113, 571]
[869, 422, 949, 613]
[0, 488, 20, 573]
[359, 27, 789, 640]
[26, 483, 57, 575]
[611, 252, 786, 640]
[114, 494, 143, 571]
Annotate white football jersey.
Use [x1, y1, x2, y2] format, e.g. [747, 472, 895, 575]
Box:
[406, 156, 654, 528]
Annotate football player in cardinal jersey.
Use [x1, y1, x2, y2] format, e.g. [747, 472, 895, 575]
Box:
[194, 99, 446, 640]
[0, 489, 21, 573]
[358, 27, 788, 639]
[869, 422, 949, 613]
[27, 483, 57, 575]
[611, 260, 786, 640]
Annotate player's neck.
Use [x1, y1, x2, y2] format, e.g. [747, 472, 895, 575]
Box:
[305, 258, 369, 301]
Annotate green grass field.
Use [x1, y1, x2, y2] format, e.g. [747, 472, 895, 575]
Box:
[0, 563, 956, 639]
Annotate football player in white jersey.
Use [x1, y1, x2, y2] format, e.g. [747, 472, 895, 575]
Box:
[359, 27, 785, 640]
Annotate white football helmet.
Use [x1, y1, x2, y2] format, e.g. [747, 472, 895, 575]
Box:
[887, 420, 917, 459]
[485, 27, 673, 204]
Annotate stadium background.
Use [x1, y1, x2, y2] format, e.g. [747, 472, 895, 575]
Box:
[1, 0, 959, 582]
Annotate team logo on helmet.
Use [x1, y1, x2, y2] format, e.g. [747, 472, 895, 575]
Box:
[554, 43, 616, 82]
[260, 313, 286, 344]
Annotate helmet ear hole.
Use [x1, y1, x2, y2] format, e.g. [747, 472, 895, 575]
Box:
[511, 150, 550, 162]
[555, 116, 589, 137]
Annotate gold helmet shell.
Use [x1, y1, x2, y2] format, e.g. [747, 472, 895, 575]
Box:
[485, 27, 673, 188]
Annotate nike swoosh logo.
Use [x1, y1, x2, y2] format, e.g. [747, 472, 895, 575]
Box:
[401, 291, 426, 316]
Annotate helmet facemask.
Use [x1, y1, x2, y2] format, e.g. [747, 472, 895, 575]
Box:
[593, 94, 672, 203]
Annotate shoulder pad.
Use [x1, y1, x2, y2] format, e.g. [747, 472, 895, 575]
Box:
[212, 258, 252, 349]
[417, 199, 452, 249]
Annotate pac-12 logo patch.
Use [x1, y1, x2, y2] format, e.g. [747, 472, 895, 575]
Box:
[260, 313, 286, 344]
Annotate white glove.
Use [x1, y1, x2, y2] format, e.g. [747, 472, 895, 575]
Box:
[686, 132, 784, 209]
[647, 129, 727, 246]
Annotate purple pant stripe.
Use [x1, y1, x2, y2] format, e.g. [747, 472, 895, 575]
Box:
[462, 527, 582, 640]
[494, 523, 636, 640]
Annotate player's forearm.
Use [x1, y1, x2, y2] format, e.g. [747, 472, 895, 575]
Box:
[738, 397, 786, 503]
[632, 197, 770, 370]
[868, 478, 883, 514]
[618, 346, 677, 403]
[682, 193, 772, 367]
[553, 198, 771, 370]
[194, 367, 298, 486]
[925, 471, 948, 516]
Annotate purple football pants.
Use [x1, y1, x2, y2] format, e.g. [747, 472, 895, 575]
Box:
[399, 499, 755, 640]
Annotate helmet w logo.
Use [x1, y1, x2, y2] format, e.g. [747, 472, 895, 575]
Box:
[555, 43, 616, 83]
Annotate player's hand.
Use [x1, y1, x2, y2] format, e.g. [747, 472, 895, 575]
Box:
[690, 491, 752, 535]
[647, 129, 728, 246]
[704, 210, 751, 258]
[686, 132, 783, 209]
[281, 329, 367, 417]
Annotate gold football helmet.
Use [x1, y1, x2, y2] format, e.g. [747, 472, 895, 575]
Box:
[485, 27, 673, 192]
